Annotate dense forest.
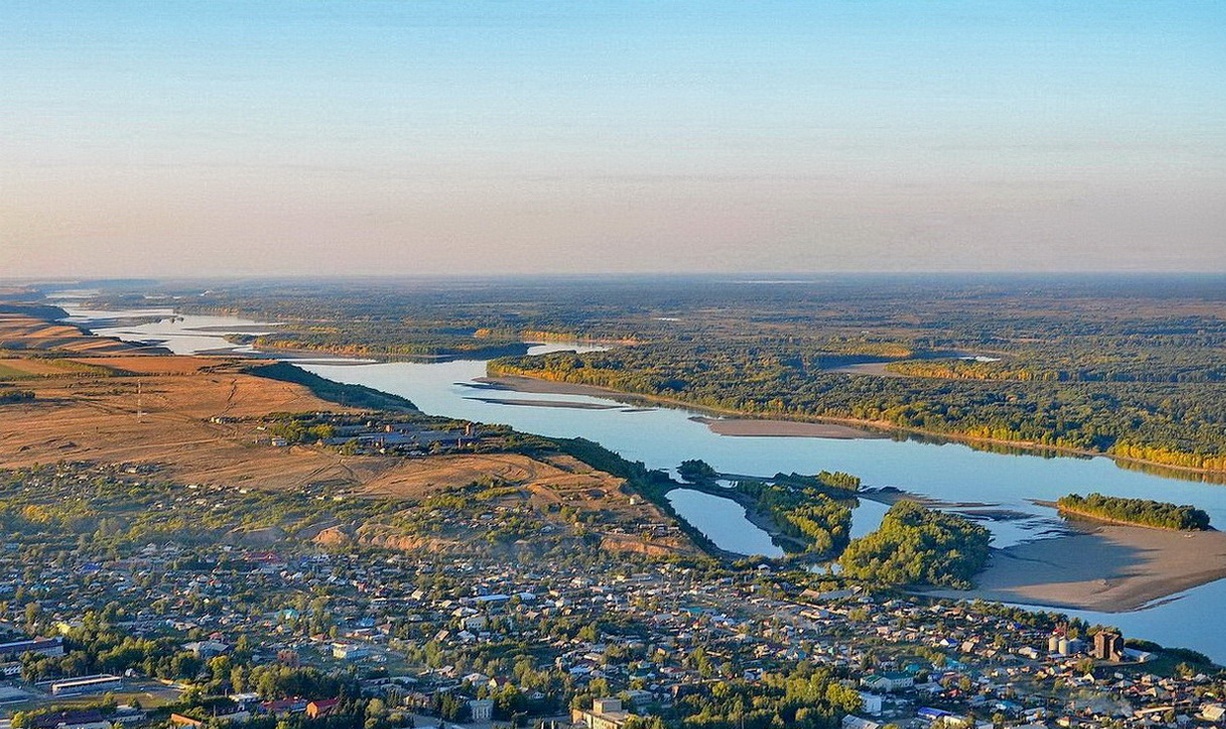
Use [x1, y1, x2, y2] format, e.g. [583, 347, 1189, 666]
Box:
[1056, 492, 1211, 530]
[70, 275, 1226, 473]
[838, 500, 991, 589]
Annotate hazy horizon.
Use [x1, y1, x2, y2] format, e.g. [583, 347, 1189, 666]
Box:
[3, 1, 1223, 277]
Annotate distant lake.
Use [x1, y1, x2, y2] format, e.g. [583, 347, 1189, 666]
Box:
[63, 305, 1226, 663]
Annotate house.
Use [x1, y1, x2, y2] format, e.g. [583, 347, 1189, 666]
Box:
[183, 640, 229, 658]
[229, 693, 262, 707]
[110, 706, 148, 726]
[918, 707, 967, 726]
[842, 717, 883, 729]
[261, 698, 307, 716]
[1200, 703, 1226, 723]
[307, 699, 342, 719]
[332, 643, 371, 660]
[624, 689, 654, 709]
[170, 706, 252, 728]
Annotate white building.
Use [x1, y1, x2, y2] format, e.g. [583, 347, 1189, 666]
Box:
[50, 674, 123, 696]
[857, 692, 884, 715]
[468, 699, 494, 722]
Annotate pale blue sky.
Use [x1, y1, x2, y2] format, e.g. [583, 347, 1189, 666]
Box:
[2, 1, 1223, 276]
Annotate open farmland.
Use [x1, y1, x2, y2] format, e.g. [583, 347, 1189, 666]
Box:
[0, 316, 697, 559]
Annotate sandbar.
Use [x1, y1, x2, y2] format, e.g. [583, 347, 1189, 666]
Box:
[860, 488, 993, 509]
[924, 524, 1226, 613]
[478, 376, 883, 438]
[690, 416, 882, 439]
[464, 396, 620, 410]
[474, 375, 630, 399]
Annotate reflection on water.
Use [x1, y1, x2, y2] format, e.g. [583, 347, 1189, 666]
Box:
[849, 499, 891, 541]
[666, 489, 783, 557]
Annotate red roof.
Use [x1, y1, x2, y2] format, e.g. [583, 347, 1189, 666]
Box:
[307, 698, 342, 718]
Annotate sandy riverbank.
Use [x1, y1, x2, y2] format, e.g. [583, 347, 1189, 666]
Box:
[474, 375, 635, 398]
[860, 488, 993, 509]
[476, 376, 882, 439]
[689, 416, 883, 439]
[924, 524, 1226, 612]
[465, 396, 619, 410]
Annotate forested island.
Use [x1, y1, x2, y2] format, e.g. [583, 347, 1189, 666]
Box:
[1056, 492, 1212, 531]
[231, 328, 531, 361]
[838, 500, 992, 589]
[667, 460, 861, 559]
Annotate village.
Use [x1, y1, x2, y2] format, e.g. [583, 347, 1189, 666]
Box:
[0, 463, 1222, 729]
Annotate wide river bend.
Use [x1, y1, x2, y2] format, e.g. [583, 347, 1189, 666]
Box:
[64, 305, 1226, 662]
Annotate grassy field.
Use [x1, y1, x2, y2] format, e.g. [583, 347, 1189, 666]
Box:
[0, 356, 384, 491]
[2, 681, 183, 716]
[0, 362, 31, 380]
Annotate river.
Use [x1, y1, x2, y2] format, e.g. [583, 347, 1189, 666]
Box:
[61, 303, 1226, 662]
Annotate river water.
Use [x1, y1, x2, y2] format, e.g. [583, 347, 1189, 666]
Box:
[61, 304, 1226, 661]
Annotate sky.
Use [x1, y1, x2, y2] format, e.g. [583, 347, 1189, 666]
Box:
[1, 1, 1223, 277]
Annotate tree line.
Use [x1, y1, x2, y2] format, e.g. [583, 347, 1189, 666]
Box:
[1056, 492, 1211, 530]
